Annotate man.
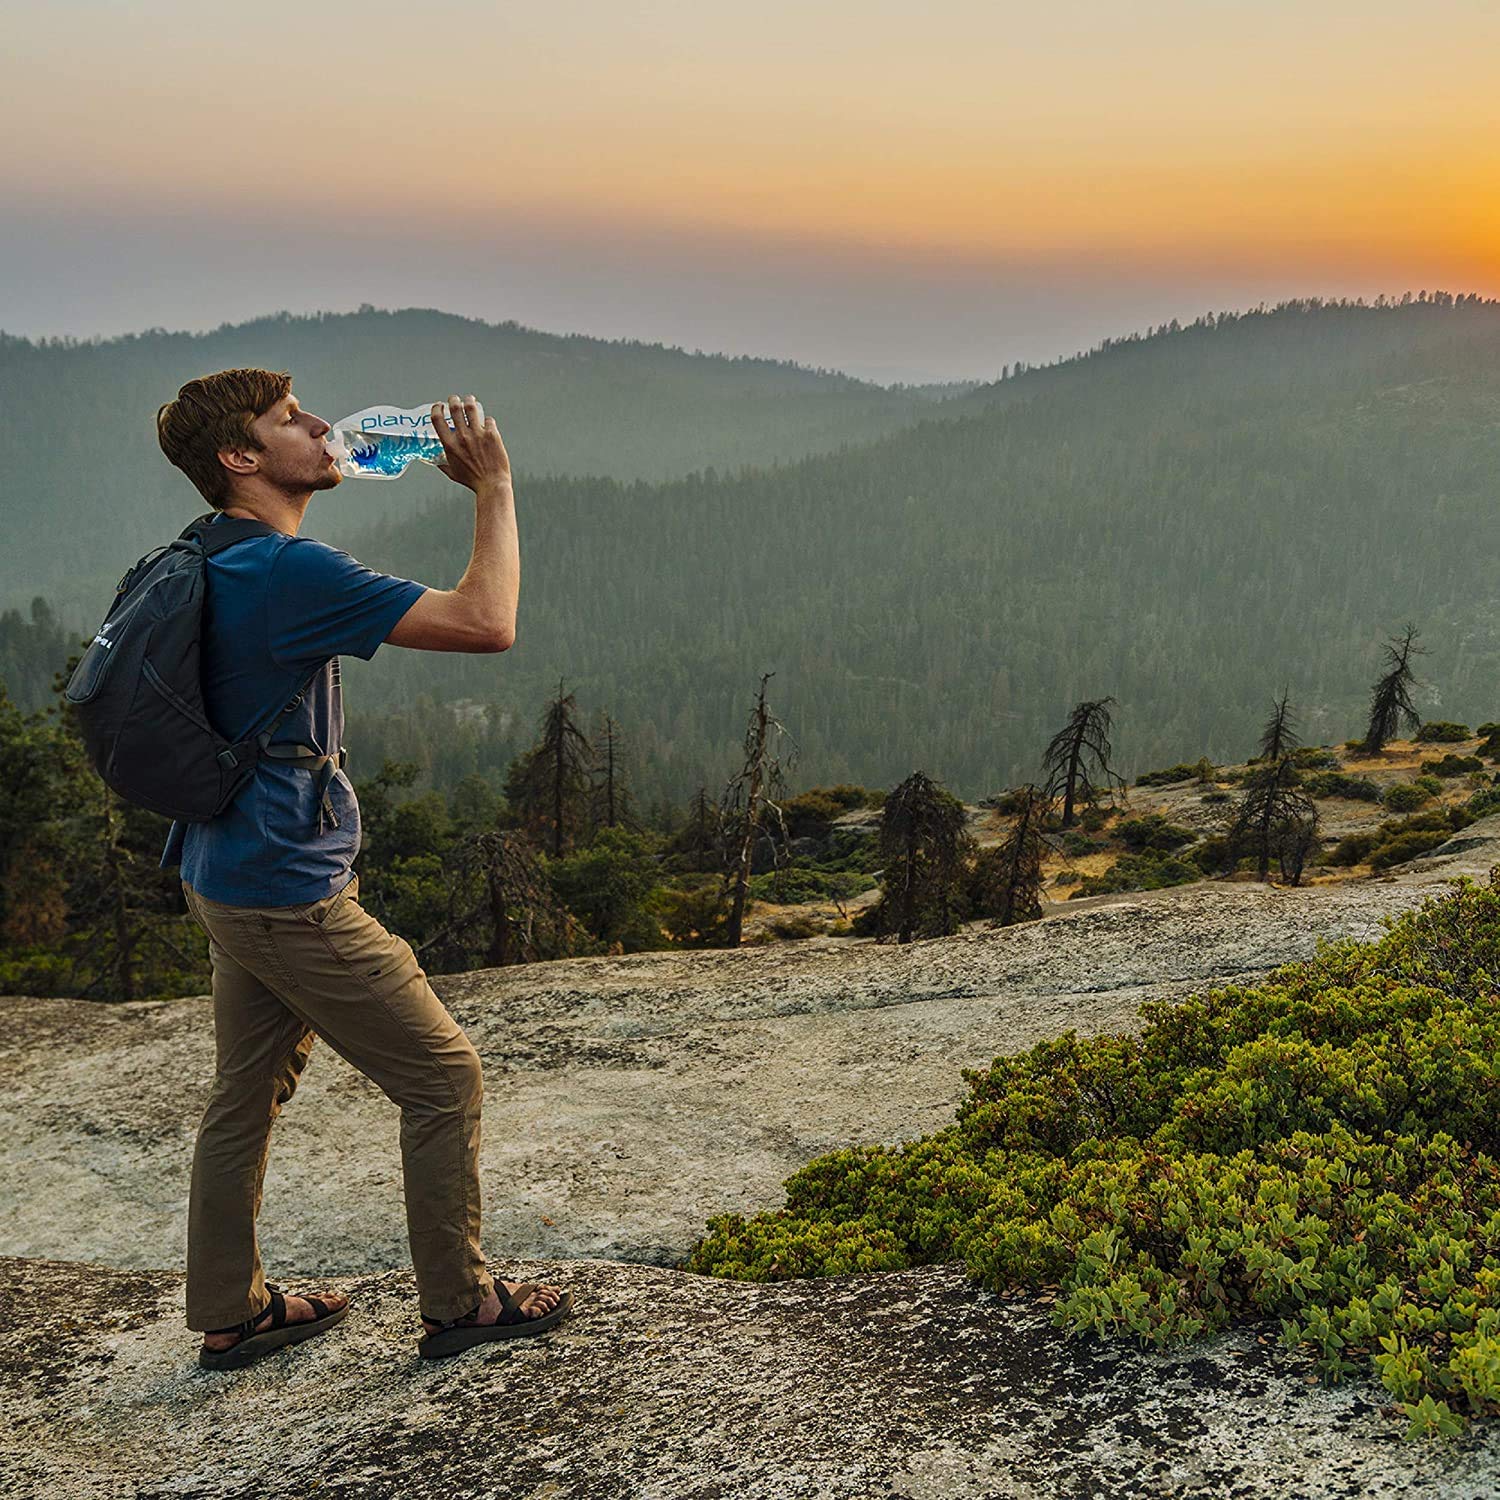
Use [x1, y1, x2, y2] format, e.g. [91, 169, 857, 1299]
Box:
[155, 368, 570, 1368]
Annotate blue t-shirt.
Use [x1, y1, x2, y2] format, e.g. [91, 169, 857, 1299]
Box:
[159, 514, 427, 906]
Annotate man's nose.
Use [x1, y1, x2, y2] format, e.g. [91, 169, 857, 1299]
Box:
[309, 416, 331, 439]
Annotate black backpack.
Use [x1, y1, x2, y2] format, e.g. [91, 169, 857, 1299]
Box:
[64, 512, 346, 829]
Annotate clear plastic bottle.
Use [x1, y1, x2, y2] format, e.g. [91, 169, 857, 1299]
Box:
[325, 403, 452, 480]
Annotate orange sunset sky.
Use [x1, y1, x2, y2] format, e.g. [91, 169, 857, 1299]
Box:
[2, 0, 1496, 381]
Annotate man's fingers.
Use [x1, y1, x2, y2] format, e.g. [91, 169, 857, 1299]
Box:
[431, 402, 457, 450]
[466, 395, 484, 430]
[449, 393, 469, 429]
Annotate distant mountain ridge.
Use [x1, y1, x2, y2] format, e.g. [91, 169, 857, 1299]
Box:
[329, 295, 1500, 803]
[0, 306, 970, 621]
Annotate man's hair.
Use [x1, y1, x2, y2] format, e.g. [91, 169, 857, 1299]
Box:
[156, 367, 292, 508]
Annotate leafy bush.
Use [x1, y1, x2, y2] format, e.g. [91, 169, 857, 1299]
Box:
[1331, 808, 1475, 868]
[1115, 814, 1197, 854]
[684, 877, 1500, 1435]
[1079, 807, 1109, 833]
[1290, 747, 1340, 770]
[1135, 763, 1200, 788]
[1468, 787, 1500, 820]
[749, 866, 871, 905]
[1384, 783, 1431, 813]
[1328, 833, 1377, 867]
[1369, 831, 1451, 870]
[1416, 722, 1472, 743]
[1069, 848, 1200, 897]
[1414, 775, 1445, 797]
[762, 913, 824, 941]
[1304, 772, 1381, 802]
[1062, 831, 1096, 857]
[1421, 756, 1484, 779]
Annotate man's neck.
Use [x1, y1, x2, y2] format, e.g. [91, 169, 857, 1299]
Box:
[219, 491, 309, 536]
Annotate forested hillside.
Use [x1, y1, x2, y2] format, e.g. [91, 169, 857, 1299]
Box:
[329, 295, 1500, 805]
[0, 307, 962, 620]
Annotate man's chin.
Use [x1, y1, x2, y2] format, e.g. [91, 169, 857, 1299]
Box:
[311, 467, 344, 492]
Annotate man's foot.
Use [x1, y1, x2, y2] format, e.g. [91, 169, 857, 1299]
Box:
[202, 1289, 350, 1351]
[421, 1279, 563, 1335]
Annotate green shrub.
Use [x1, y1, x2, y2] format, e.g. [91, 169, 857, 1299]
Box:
[1304, 772, 1381, 801]
[1468, 787, 1500, 820]
[1421, 756, 1484, 780]
[1370, 830, 1452, 869]
[765, 913, 824, 940]
[1414, 775, 1445, 797]
[1079, 807, 1109, 833]
[1062, 831, 1095, 857]
[1115, 814, 1196, 854]
[1384, 783, 1430, 813]
[684, 877, 1500, 1435]
[1328, 833, 1377, 867]
[1052, 870, 1084, 886]
[1416, 721, 1471, 743]
[1202, 789, 1231, 804]
[1334, 808, 1475, 868]
[755, 865, 876, 905]
[1069, 848, 1200, 898]
[1290, 747, 1340, 770]
[1135, 763, 1200, 787]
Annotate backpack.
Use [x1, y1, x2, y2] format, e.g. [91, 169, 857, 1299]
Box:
[64, 511, 346, 830]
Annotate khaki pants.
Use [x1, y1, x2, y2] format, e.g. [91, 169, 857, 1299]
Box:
[180, 871, 495, 1331]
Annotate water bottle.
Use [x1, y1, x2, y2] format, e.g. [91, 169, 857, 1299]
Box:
[325, 402, 455, 480]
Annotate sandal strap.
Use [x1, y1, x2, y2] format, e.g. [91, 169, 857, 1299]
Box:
[421, 1303, 481, 1333]
[496, 1283, 541, 1325]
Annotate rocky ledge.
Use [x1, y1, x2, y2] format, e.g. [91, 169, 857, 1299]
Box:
[5, 821, 1500, 1496]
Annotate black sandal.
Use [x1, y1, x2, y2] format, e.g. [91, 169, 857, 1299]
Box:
[417, 1282, 574, 1360]
[199, 1281, 349, 1371]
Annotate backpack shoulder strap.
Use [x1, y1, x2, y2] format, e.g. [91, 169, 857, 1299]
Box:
[177, 512, 283, 556]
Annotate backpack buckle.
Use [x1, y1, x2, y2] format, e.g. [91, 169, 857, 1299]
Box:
[217, 749, 240, 771]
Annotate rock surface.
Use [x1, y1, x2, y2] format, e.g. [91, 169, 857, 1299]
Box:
[5, 819, 1500, 1496]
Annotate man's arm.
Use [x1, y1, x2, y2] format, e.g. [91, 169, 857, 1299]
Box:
[385, 395, 519, 654]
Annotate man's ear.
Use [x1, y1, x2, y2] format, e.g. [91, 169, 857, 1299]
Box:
[217, 444, 259, 479]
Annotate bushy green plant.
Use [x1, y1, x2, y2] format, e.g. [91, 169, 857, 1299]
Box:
[1290, 747, 1340, 770]
[684, 877, 1500, 1435]
[1416, 722, 1472, 743]
[1304, 772, 1381, 801]
[1421, 756, 1484, 779]
[1062, 830, 1096, 857]
[1069, 848, 1200, 898]
[1414, 774, 1446, 797]
[1468, 786, 1500, 820]
[1384, 783, 1430, 813]
[1114, 814, 1196, 854]
[1135, 763, 1200, 787]
[1370, 830, 1451, 869]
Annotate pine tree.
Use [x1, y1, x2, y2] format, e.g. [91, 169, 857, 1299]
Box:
[720, 672, 797, 947]
[504, 680, 593, 857]
[1041, 697, 1124, 828]
[974, 783, 1056, 926]
[590, 711, 636, 834]
[871, 771, 975, 943]
[1362, 625, 1425, 754]
[1227, 695, 1319, 884]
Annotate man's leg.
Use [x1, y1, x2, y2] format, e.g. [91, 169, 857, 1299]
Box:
[189, 873, 500, 1323]
[181, 897, 318, 1331]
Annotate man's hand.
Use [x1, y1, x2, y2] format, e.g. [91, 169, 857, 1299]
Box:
[431, 394, 512, 495]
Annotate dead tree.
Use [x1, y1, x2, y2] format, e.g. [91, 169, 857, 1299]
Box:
[1361, 625, 1425, 754]
[590, 711, 637, 834]
[1041, 697, 1126, 828]
[720, 672, 798, 947]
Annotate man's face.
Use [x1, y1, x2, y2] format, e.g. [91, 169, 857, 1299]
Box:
[225, 393, 342, 497]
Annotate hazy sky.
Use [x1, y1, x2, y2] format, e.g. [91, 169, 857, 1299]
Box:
[3, 0, 1496, 382]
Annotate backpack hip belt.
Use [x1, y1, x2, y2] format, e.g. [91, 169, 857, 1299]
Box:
[257, 743, 350, 835]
